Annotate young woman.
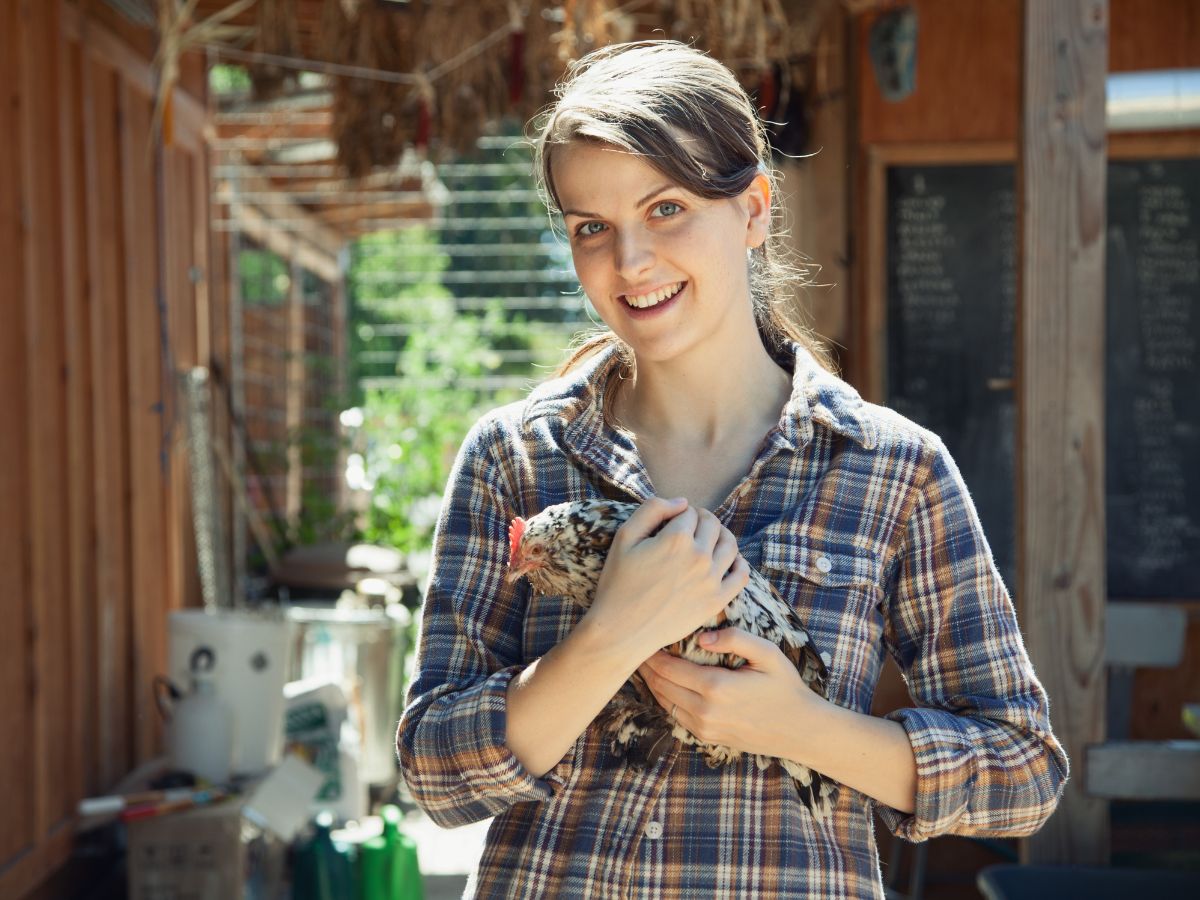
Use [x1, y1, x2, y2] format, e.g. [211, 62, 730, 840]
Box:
[397, 41, 1067, 898]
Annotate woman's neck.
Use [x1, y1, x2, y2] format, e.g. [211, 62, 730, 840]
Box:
[610, 331, 792, 450]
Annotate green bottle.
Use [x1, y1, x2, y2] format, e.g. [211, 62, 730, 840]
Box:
[381, 805, 424, 900]
[357, 835, 390, 900]
[293, 812, 355, 900]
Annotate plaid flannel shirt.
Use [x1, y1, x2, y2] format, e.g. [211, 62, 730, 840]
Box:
[397, 340, 1068, 899]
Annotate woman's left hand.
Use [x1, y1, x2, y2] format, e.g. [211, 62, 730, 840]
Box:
[636, 626, 825, 762]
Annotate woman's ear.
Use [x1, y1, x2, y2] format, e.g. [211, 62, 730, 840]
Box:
[743, 173, 771, 250]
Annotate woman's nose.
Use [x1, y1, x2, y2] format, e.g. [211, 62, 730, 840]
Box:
[614, 230, 654, 280]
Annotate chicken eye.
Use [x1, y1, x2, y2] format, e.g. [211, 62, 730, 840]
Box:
[529, 545, 544, 557]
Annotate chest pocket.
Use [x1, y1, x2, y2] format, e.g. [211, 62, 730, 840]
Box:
[520, 590, 585, 663]
[754, 524, 886, 711]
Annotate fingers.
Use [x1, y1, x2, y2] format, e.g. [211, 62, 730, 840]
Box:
[697, 626, 759, 655]
[617, 496, 689, 544]
[692, 508, 722, 554]
[711, 526, 739, 576]
[720, 554, 751, 596]
[639, 653, 706, 707]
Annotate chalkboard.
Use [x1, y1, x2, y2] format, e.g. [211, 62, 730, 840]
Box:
[884, 156, 1200, 599]
[885, 164, 1017, 590]
[1106, 159, 1200, 598]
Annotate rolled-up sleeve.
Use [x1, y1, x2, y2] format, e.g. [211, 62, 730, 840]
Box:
[877, 435, 1069, 842]
[396, 416, 563, 828]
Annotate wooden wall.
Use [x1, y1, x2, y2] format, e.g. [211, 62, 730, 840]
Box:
[0, 1, 217, 894]
[853, 0, 1200, 725]
[847, 0, 1200, 888]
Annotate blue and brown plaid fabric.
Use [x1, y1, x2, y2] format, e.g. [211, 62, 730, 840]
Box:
[397, 340, 1068, 898]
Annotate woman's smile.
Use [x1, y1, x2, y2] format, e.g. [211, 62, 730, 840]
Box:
[620, 281, 688, 318]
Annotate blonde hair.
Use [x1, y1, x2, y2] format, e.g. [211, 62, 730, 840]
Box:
[528, 40, 833, 383]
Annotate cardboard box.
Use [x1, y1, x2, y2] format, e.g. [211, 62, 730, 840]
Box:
[127, 801, 286, 900]
[127, 802, 242, 900]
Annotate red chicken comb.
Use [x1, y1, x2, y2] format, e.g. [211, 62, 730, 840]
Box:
[508, 516, 526, 564]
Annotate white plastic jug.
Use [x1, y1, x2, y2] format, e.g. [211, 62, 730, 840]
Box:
[168, 609, 291, 774]
[165, 647, 234, 785]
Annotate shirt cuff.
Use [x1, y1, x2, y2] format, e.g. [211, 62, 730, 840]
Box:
[403, 665, 573, 826]
[876, 706, 977, 842]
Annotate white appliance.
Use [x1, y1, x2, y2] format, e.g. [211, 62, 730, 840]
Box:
[168, 609, 292, 775]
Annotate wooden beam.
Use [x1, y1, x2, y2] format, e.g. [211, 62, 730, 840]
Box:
[1087, 741, 1200, 800]
[221, 170, 347, 258]
[0, 0, 34, 872]
[62, 0, 205, 151]
[59, 13, 95, 806]
[20, 0, 73, 842]
[120, 77, 169, 765]
[1017, 0, 1110, 865]
[226, 199, 342, 283]
[84, 49, 133, 794]
[286, 256, 306, 521]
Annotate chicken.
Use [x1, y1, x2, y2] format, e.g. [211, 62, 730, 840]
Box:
[507, 498, 840, 820]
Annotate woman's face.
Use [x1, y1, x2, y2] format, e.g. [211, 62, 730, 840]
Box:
[552, 141, 770, 365]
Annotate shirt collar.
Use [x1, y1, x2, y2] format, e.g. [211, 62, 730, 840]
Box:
[522, 338, 877, 454]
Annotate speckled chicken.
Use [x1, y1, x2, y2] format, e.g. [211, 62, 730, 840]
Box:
[506, 498, 839, 820]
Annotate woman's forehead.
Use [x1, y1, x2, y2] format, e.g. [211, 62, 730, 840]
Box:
[552, 143, 691, 212]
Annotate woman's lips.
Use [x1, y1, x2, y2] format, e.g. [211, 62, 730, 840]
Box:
[620, 281, 687, 320]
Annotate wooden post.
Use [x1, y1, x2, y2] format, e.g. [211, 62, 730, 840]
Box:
[1018, 0, 1109, 864]
[286, 253, 306, 522]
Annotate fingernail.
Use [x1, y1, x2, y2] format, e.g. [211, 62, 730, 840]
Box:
[699, 631, 717, 646]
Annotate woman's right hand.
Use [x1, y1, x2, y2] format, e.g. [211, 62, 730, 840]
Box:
[583, 497, 749, 662]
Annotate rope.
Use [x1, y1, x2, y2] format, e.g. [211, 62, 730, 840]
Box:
[206, 13, 521, 88]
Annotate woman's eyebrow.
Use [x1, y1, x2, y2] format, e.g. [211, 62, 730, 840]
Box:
[562, 183, 675, 219]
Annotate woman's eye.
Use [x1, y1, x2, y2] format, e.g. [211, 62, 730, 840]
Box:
[576, 221, 606, 237]
[653, 201, 681, 218]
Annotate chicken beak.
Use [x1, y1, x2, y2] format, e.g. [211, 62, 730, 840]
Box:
[506, 550, 527, 586]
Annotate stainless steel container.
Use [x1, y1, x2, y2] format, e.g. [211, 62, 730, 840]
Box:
[284, 603, 411, 785]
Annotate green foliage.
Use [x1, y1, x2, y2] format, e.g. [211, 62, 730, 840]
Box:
[239, 248, 290, 305]
[209, 64, 251, 95]
[351, 227, 531, 553]
[347, 137, 591, 558]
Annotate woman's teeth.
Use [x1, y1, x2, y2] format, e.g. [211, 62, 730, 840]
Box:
[622, 282, 684, 309]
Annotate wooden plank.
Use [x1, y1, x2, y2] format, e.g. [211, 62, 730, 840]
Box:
[0, 0, 35, 874]
[858, 0, 1022, 145]
[164, 145, 201, 613]
[286, 256, 305, 520]
[19, 0, 72, 841]
[62, 0, 205, 151]
[1087, 740, 1200, 799]
[59, 9, 95, 806]
[119, 76, 168, 764]
[1109, 0, 1200, 72]
[224, 197, 342, 282]
[330, 276, 349, 515]
[219, 171, 347, 260]
[784, 9, 851, 355]
[0, 826, 74, 900]
[85, 58, 133, 789]
[1017, 0, 1110, 865]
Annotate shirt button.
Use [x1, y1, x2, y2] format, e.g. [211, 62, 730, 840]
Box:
[644, 821, 663, 839]
[815, 556, 833, 574]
